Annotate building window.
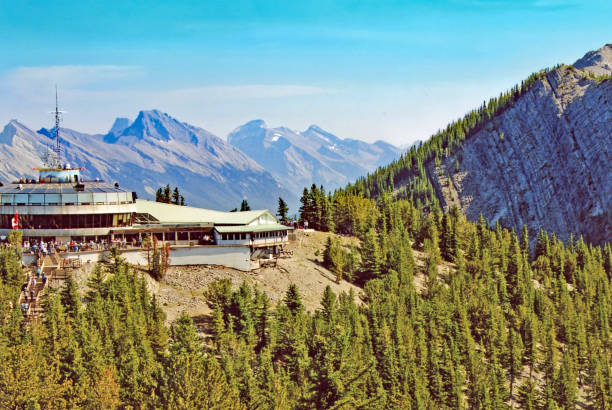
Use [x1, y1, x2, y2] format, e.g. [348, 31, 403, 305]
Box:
[0, 213, 133, 229]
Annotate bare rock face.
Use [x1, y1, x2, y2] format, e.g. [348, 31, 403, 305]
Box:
[430, 45, 611, 244]
[574, 43, 612, 76]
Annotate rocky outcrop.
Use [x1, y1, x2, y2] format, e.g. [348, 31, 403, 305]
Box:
[428, 45, 611, 244]
[574, 43, 612, 76]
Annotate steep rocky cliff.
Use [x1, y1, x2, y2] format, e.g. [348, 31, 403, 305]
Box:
[428, 44, 611, 244]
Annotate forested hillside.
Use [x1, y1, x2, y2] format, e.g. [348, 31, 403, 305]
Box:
[1, 190, 610, 408]
[339, 44, 612, 245]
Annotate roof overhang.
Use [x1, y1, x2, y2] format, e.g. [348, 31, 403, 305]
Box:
[214, 224, 293, 233]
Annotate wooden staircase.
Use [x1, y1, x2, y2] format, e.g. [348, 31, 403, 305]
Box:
[19, 254, 68, 322]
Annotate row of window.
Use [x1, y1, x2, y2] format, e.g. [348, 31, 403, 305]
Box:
[253, 231, 287, 239]
[219, 231, 288, 241]
[0, 192, 133, 206]
[220, 233, 248, 241]
[0, 213, 133, 229]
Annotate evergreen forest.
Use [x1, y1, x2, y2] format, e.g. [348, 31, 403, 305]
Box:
[1, 189, 611, 408]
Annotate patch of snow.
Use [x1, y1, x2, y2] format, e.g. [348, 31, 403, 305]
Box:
[271, 133, 281, 142]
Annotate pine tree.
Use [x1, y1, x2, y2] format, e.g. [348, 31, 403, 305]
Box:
[162, 313, 240, 407]
[521, 224, 530, 257]
[240, 199, 251, 211]
[440, 212, 453, 261]
[555, 348, 577, 408]
[359, 228, 382, 282]
[60, 276, 81, 318]
[535, 228, 550, 260]
[517, 378, 538, 409]
[86, 263, 106, 300]
[323, 236, 334, 267]
[277, 197, 289, 223]
[507, 232, 524, 307]
[320, 286, 336, 323]
[320, 193, 334, 232]
[163, 184, 171, 203]
[508, 328, 524, 398]
[311, 184, 322, 230]
[523, 309, 539, 379]
[299, 188, 311, 226]
[172, 187, 180, 205]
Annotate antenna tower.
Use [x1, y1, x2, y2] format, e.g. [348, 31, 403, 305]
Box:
[48, 85, 65, 168]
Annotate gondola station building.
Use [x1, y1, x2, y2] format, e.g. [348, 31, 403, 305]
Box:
[0, 157, 291, 272]
[0, 166, 292, 271]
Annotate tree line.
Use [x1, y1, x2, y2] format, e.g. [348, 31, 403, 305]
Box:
[337, 66, 558, 210]
[155, 184, 185, 206]
[1, 184, 609, 407]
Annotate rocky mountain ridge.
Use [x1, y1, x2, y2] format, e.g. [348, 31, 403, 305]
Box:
[227, 120, 402, 194]
[426, 44, 611, 244]
[0, 111, 292, 210]
[0, 109, 401, 212]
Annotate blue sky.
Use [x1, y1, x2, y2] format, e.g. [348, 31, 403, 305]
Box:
[0, 0, 610, 145]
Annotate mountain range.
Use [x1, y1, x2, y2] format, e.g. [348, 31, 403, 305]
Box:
[0, 110, 402, 211]
[228, 120, 403, 194]
[1, 111, 290, 210]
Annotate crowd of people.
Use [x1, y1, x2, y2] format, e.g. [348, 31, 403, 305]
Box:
[19, 267, 47, 316]
[22, 237, 140, 256]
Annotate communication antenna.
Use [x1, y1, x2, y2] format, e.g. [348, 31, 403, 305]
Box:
[48, 85, 65, 168]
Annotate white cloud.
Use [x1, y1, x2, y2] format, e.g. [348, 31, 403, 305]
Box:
[3, 65, 142, 95]
[166, 84, 331, 100]
[46, 84, 332, 103]
[0, 65, 331, 102]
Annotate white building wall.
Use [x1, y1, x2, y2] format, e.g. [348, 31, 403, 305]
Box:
[29, 245, 253, 272]
[170, 246, 251, 271]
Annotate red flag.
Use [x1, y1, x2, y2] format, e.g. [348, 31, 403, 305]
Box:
[11, 211, 18, 230]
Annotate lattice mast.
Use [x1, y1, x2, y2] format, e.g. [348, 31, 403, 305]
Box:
[50, 85, 64, 168]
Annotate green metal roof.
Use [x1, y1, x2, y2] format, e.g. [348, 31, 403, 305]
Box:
[214, 224, 292, 233]
[135, 200, 276, 225]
